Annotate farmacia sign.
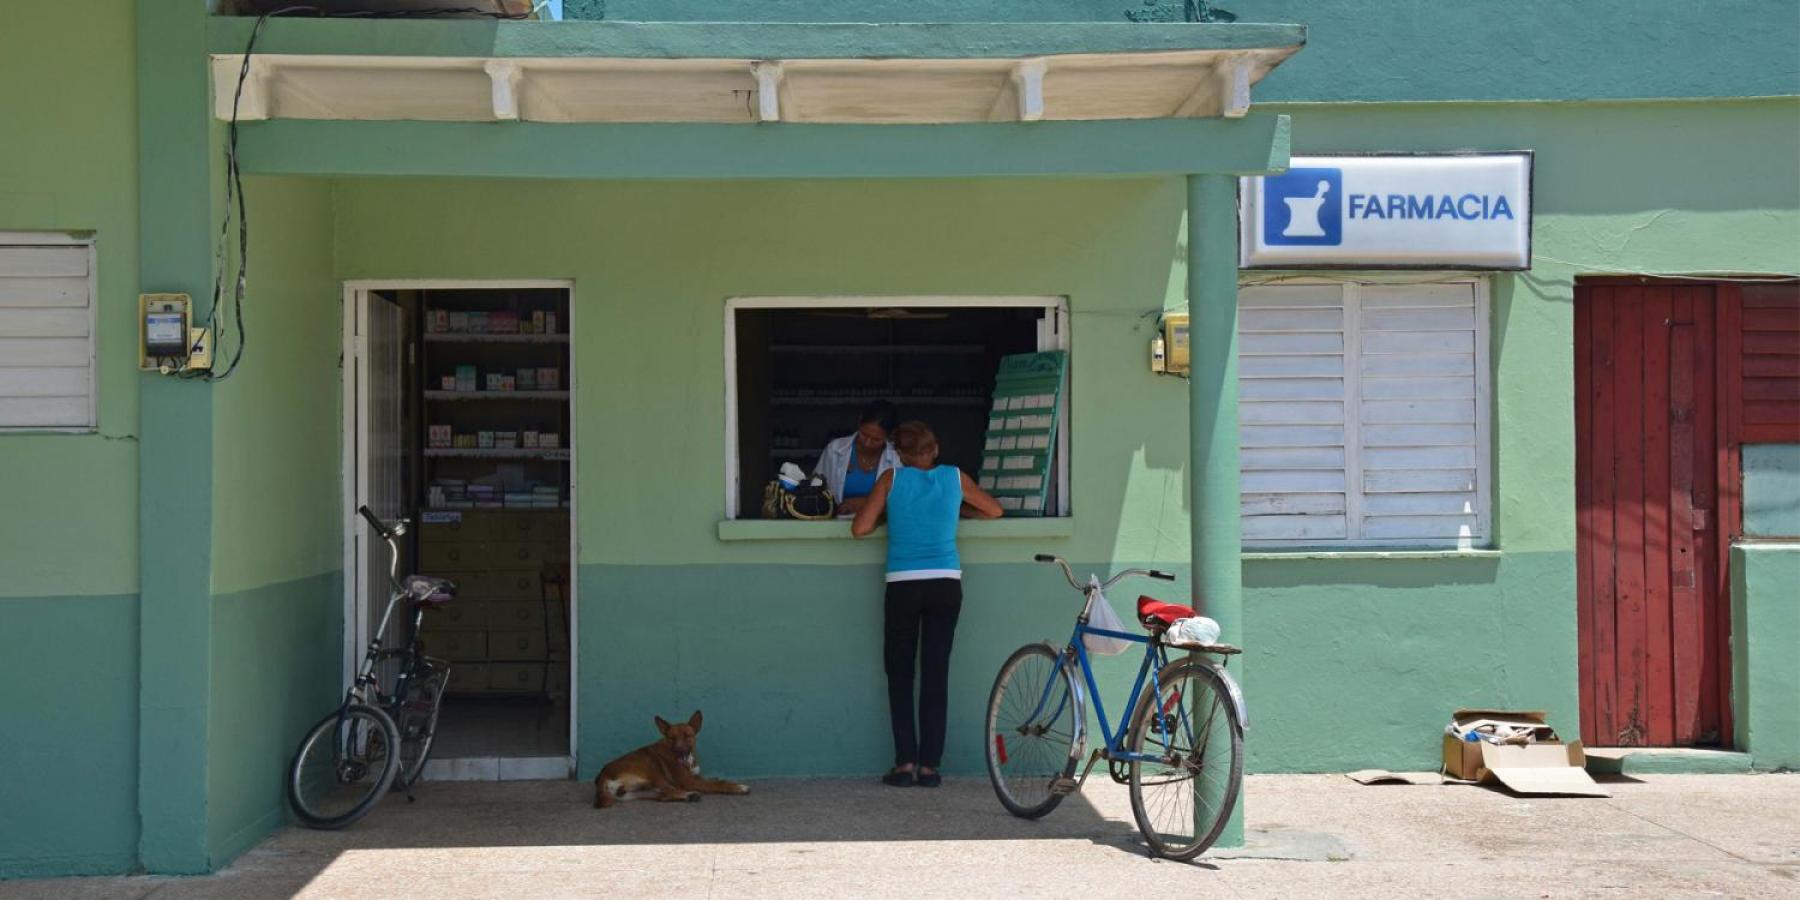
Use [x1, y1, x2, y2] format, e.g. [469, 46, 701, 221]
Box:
[1240, 153, 1532, 270]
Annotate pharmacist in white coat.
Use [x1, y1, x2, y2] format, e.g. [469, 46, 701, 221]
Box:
[813, 399, 902, 516]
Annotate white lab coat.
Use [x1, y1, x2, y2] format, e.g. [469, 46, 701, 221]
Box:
[813, 434, 901, 508]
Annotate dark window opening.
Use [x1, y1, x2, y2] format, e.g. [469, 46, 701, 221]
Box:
[732, 304, 1062, 519]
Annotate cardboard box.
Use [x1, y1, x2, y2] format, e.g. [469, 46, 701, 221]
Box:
[1442, 709, 1609, 797]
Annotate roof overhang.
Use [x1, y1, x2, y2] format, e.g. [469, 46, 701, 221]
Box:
[208, 20, 1305, 125]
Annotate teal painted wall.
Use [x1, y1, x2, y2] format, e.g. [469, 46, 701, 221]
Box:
[580, 0, 1800, 102]
[1731, 544, 1800, 771]
[1744, 444, 1800, 538]
[0, 595, 140, 878]
[205, 574, 342, 864]
[0, 0, 142, 878]
[204, 177, 345, 867]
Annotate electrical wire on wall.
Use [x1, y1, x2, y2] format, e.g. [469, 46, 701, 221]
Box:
[187, 3, 531, 381]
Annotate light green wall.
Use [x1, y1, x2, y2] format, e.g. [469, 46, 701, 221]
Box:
[210, 177, 344, 594]
[205, 177, 344, 866]
[0, 0, 143, 879]
[1731, 543, 1800, 771]
[333, 177, 1197, 568]
[0, 0, 140, 598]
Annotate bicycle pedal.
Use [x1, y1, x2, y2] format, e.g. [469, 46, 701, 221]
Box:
[1048, 776, 1080, 795]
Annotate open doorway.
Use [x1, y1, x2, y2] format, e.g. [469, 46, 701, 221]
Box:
[345, 281, 576, 780]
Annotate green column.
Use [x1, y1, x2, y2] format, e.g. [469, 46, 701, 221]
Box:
[136, 0, 218, 873]
[1187, 173, 1244, 848]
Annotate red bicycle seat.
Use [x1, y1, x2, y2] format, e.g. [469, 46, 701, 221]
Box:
[1136, 596, 1194, 628]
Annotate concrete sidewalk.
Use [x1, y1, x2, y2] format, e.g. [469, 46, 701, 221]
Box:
[6, 773, 1797, 898]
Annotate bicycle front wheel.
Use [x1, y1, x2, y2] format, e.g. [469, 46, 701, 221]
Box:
[985, 643, 1083, 819]
[1125, 659, 1244, 860]
[286, 703, 401, 829]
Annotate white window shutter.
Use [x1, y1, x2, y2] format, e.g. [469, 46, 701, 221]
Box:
[1238, 283, 1350, 543]
[0, 240, 96, 430]
[1356, 282, 1485, 545]
[1240, 279, 1489, 548]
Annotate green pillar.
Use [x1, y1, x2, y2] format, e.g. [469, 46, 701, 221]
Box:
[1187, 173, 1244, 848]
[136, 0, 219, 873]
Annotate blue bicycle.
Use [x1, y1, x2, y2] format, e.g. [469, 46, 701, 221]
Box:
[984, 554, 1246, 860]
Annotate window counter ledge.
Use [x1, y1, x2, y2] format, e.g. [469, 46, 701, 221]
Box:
[718, 518, 1075, 542]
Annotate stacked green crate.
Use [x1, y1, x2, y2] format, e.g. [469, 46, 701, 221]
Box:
[977, 351, 1067, 516]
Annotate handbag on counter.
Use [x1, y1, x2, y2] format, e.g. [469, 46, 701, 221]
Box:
[762, 463, 836, 520]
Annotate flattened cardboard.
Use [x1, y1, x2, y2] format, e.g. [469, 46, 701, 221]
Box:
[1482, 743, 1610, 797]
[1347, 770, 1444, 786]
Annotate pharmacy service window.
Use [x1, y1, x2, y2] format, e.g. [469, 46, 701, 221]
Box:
[1237, 277, 1492, 550]
[724, 296, 1070, 520]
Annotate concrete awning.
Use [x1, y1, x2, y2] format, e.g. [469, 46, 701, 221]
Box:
[208, 21, 1305, 125]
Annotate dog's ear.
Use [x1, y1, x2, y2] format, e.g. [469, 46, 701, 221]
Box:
[688, 710, 703, 733]
[654, 715, 672, 736]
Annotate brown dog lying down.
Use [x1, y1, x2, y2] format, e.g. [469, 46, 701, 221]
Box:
[594, 710, 750, 808]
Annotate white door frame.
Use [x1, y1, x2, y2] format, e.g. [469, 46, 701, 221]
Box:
[342, 278, 580, 771]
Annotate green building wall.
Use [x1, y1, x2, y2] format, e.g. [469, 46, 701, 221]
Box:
[0, 0, 143, 878]
[1732, 543, 1800, 772]
[319, 97, 1798, 778]
[2, 0, 1798, 880]
[203, 177, 345, 867]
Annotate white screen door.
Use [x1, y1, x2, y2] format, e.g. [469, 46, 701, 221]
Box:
[353, 289, 412, 663]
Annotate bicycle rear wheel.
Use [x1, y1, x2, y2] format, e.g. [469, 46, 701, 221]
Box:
[985, 643, 1083, 819]
[286, 703, 401, 829]
[394, 658, 447, 790]
[1125, 659, 1243, 860]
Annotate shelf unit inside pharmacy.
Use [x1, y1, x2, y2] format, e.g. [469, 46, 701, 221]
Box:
[419, 289, 571, 700]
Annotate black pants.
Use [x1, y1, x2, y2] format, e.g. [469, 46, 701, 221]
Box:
[883, 578, 962, 769]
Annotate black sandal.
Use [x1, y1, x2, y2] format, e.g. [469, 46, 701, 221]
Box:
[881, 768, 916, 787]
[916, 771, 942, 788]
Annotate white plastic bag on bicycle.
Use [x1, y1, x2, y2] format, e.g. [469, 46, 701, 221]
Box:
[1081, 578, 1135, 656]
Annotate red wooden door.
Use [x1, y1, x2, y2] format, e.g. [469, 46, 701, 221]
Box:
[1575, 283, 1727, 747]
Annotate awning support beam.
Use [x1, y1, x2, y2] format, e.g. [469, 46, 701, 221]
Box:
[233, 115, 1293, 181]
[752, 61, 784, 123]
[484, 59, 522, 121]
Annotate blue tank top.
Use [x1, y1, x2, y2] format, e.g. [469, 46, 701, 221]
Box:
[842, 459, 878, 500]
[885, 466, 963, 581]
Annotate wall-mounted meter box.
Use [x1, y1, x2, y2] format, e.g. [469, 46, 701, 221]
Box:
[139, 293, 191, 371]
[1154, 313, 1190, 376]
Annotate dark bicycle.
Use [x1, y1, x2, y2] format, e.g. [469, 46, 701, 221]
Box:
[285, 505, 453, 829]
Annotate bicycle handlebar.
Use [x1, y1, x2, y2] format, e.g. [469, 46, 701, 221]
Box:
[1033, 553, 1176, 592]
[357, 505, 408, 539]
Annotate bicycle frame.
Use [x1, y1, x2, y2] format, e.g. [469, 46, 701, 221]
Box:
[1067, 619, 1178, 763]
[1020, 591, 1182, 767]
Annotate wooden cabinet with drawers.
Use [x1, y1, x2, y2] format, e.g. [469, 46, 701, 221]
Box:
[416, 509, 570, 694]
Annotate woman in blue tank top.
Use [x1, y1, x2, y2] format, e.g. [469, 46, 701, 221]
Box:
[852, 421, 1003, 787]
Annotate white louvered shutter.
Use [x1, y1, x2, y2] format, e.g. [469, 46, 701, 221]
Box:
[0, 240, 96, 429]
[1239, 280, 1489, 548]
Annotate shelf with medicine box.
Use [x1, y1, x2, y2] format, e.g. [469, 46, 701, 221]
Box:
[424, 333, 569, 344]
[426, 391, 570, 401]
[423, 448, 570, 460]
